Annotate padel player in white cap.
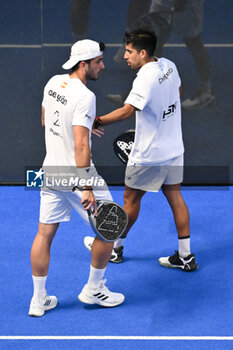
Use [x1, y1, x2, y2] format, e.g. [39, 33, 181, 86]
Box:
[28, 39, 125, 317]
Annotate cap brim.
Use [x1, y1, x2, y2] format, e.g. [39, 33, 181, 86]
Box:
[62, 51, 103, 70]
[62, 58, 78, 70]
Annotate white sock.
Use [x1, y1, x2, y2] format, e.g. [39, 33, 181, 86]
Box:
[114, 238, 125, 249]
[178, 237, 191, 258]
[32, 275, 47, 299]
[87, 265, 106, 289]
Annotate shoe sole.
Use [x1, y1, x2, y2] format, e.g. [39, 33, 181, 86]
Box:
[159, 261, 198, 272]
[78, 293, 125, 307]
[28, 299, 58, 317]
[109, 258, 124, 263]
[182, 96, 216, 110]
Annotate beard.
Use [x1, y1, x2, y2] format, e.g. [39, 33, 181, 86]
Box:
[86, 71, 99, 81]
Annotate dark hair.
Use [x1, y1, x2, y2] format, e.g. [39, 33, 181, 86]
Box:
[124, 28, 157, 57]
[71, 59, 91, 72]
[71, 41, 105, 72]
[99, 42, 105, 52]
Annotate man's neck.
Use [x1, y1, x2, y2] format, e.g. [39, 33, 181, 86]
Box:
[69, 70, 87, 85]
[139, 57, 157, 68]
[143, 57, 157, 65]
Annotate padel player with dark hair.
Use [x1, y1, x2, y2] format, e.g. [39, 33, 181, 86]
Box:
[28, 40, 125, 317]
[85, 29, 198, 272]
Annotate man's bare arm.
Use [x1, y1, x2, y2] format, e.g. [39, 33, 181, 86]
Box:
[73, 125, 91, 168]
[99, 104, 135, 126]
[73, 125, 97, 214]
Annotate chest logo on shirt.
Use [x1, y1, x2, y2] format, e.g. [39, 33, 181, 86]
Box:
[163, 102, 177, 121]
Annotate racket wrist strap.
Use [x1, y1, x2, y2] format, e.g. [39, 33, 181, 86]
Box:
[81, 187, 93, 191]
[72, 186, 93, 192]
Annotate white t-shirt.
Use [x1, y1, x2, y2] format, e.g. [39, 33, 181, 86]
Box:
[42, 74, 95, 167]
[125, 58, 184, 164]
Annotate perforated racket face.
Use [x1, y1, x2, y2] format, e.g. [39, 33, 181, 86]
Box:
[89, 202, 128, 242]
[113, 129, 135, 164]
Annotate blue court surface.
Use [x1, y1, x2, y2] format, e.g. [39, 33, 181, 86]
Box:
[1, 0, 233, 183]
[0, 185, 233, 350]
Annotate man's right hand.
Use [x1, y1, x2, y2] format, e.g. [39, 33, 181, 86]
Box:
[81, 190, 97, 216]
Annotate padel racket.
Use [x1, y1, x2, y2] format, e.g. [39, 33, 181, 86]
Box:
[88, 201, 128, 242]
[113, 129, 135, 164]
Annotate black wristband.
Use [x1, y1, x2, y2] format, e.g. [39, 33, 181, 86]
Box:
[72, 186, 93, 192]
[93, 116, 103, 129]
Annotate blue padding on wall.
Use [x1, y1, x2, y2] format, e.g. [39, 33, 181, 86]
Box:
[0, 48, 44, 182]
[0, 0, 41, 44]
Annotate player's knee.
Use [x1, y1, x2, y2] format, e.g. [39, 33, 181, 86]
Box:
[162, 186, 186, 208]
[37, 222, 58, 241]
[123, 188, 144, 224]
[123, 187, 143, 205]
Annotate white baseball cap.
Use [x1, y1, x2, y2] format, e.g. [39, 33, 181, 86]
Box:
[62, 39, 103, 70]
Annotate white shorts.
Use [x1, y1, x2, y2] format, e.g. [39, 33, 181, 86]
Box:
[39, 167, 112, 224]
[125, 154, 184, 192]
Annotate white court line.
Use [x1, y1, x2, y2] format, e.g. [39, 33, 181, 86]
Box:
[0, 43, 233, 48]
[0, 336, 233, 340]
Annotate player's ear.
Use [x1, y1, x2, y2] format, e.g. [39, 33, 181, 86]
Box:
[80, 61, 88, 70]
[140, 49, 147, 59]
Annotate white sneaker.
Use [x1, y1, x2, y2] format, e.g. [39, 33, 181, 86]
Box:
[83, 236, 94, 252]
[107, 94, 125, 106]
[28, 293, 58, 317]
[83, 236, 124, 263]
[181, 90, 216, 110]
[78, 279, 125, 307]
